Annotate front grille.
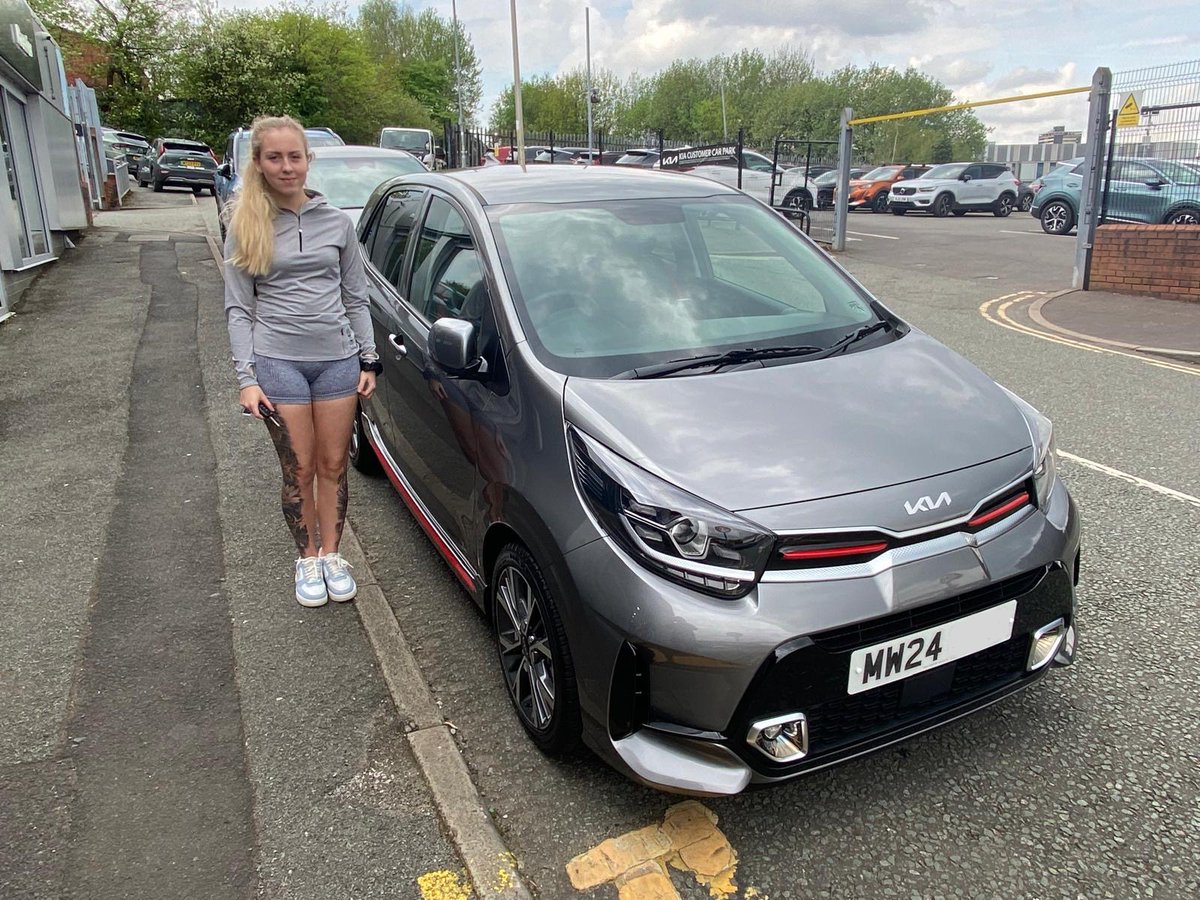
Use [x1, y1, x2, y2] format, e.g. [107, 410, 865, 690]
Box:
[803, 636, 1028, 753]
[810, 568, 1045, 654]
[894, 186, 916, 196]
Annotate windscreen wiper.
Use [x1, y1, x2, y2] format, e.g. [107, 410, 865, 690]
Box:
[811, 320, 894, 359]
[612, 345, 825, 380]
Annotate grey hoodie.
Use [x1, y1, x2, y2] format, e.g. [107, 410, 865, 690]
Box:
[224, 192, 376, 389]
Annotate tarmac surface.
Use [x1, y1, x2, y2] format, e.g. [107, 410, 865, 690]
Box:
[2, 184, 1198, 899]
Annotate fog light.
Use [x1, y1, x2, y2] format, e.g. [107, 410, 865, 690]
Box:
[746, 713, 808, 763]
[1027, 618, 1067, 671]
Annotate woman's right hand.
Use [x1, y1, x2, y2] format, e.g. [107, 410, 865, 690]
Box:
[239, 385, 274, 419]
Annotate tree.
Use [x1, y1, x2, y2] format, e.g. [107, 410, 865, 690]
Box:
[357, 0, 481, 123]
[932, 133, 954, 164]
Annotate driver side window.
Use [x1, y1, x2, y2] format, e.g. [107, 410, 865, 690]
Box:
[410, 196, 488, 325]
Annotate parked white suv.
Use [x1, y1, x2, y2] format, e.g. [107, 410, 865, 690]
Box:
[888, 162, 1019, 217]
[685, 151, 819, 211]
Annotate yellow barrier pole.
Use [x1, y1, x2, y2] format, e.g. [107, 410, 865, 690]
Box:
[849, 86, 1091, 126]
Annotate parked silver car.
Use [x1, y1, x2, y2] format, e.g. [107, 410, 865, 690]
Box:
[350, 166, 1081, 795]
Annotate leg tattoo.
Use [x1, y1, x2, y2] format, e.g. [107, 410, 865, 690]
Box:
[333, 469, 349, 550]
[268, 417, 311, 554]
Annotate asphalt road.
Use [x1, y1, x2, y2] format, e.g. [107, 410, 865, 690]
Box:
[345, 213, 1199, 898]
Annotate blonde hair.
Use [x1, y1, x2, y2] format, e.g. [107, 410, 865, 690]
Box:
[226, 115, 311, 276]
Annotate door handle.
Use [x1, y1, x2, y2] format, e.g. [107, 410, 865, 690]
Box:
[388, 333, 408, 358]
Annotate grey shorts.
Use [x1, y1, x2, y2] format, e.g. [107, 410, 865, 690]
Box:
[253, 354, 359, 405]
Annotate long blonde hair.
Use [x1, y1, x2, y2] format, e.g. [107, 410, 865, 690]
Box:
[226, 115, 311, 277]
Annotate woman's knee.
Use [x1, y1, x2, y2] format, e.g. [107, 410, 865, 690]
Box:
[315, 453, 347, 481]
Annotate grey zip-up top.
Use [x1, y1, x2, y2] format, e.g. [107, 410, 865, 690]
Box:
[224, 192, 375, 389]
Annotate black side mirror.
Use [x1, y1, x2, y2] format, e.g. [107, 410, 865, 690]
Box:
[429, 318, 488, 378]
[217, 162, 232, 179]
[960, 173, 972, 182]
[1144, 178, 1166, 190]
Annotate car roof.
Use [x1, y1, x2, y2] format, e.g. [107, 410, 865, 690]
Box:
[310, 144, 423, 160]
[386, 165, 738, 206]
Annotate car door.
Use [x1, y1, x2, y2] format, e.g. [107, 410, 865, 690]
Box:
[359, 186, 428, 450]
[385, 193, 492, 552]
[959, 164, 988, 206]
[1106, 160, 1162, 223]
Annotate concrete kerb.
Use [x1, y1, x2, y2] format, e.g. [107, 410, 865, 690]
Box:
[1032, 290, 1200, 364]
[208, 235, 532, 900]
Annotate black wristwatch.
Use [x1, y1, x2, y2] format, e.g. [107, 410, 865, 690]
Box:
[360, 358, 383, 375]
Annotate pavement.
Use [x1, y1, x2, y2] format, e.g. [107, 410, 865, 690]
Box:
[1034, 289, 1200, 360]
[0, 186, 524, 900]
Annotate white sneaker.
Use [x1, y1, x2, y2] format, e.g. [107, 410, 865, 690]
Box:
[294, 556, 328, 607]
[320, 551, 357, 602]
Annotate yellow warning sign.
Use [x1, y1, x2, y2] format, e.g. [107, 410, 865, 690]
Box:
[1116, 92, 1142, 128]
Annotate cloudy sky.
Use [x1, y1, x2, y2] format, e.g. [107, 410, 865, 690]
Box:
[223, 0, 1199, 144]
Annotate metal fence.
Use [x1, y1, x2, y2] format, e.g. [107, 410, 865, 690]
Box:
[1100, 60, 1200, 225]
[440, 123, 704, 168]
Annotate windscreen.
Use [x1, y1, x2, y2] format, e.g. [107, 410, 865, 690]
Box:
[306, 154, 425, 209]
[862, 166, 902, 181]
[923, 163, 968, 179]
[381, 130, 431, 152]
[487, 196, 880, 377]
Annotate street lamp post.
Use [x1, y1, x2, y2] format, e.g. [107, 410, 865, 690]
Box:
[451, 0, 466, 167]
[585, 6, 594, 166]
[510, 0, 526, 172]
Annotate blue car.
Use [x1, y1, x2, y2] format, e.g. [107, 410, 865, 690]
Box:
[215, 126, 344, 236]
[1032, 156, 1200, 235]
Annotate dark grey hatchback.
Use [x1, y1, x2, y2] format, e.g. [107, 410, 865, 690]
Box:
[350, 166, 1081, 795]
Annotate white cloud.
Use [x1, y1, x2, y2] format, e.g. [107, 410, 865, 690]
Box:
[220, 0, 1198, 145]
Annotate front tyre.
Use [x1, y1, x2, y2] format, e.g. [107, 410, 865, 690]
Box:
[492, 543, 580, 754]
[783, 190, 812, 212]
[872, 191, 889, 213]
[932, 193, 954, 217]
[348, 405, 382, 475]
[1040, 200, 1075, 235]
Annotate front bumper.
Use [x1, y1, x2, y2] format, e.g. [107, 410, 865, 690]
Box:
[888, 195, 932, 210]
[562, 479, 1080, 795]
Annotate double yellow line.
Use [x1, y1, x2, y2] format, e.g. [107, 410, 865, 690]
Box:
[978, 292, 1199, 377]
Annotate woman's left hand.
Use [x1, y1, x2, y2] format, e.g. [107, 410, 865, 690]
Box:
[357, 371, 377, 399]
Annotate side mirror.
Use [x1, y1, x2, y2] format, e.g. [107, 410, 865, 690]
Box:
[1144, 178, 1166, 190]
[429, 318, 488, 378]
[217, 162, 232, 179]
[960, 173, 972, 182]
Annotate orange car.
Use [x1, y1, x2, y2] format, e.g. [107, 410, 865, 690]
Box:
[846, 164, 931, 213]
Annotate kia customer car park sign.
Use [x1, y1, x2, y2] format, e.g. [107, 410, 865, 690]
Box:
[659, 142, 738, 169]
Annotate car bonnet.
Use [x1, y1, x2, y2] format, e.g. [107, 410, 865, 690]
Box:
[562, 331, 1031, 513]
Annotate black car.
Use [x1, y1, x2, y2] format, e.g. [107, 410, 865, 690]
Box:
[138, 149, 218, 195]
[813, 168, 868, 209]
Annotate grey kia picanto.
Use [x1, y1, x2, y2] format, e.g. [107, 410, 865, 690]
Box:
[350, 165, 1080, 795]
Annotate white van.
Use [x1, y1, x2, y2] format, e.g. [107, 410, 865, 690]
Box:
[379, 127, 441, 169]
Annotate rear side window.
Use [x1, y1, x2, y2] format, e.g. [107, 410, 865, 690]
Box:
[982, 165, 1008, 178]
[366, 188, 427, 295]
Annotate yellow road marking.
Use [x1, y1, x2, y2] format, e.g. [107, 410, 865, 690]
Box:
[567, 801, 766, 899]
[978, 294, 1199, 376]
[418, 869, 473, 899]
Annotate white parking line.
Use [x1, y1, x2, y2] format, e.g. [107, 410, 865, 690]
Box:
[999, 230, 1043, 236]
[1058, 451, 1200, 509]
[847, 230, 900, 240]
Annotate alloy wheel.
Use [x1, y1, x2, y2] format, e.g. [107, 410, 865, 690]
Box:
[495, 564, 556, 732]
[933, 194, 953, 217]
[1167, 208, 1199, 225]
[994, 195, 1013, 217]
[1042, 202, 1072, 235]
[1020, 194, 1034, 212]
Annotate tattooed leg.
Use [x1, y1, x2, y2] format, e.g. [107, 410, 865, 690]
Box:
[312, 395, 358, 555]
[267, 407, 319, 557]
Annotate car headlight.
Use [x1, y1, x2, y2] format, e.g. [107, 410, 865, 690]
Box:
[1033, 423, 1058, 509]
[569, 427, 773, 598]
[917, 186, 934, 193]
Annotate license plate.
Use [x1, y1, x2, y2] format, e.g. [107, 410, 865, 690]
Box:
[182, 160, 201, 167]
[847, 601, 1017, 695]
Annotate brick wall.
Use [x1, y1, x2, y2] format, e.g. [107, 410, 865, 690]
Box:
[1088, 224, 1200, 300]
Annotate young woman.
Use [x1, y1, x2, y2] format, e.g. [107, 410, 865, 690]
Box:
[223, 115, 381, 607]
